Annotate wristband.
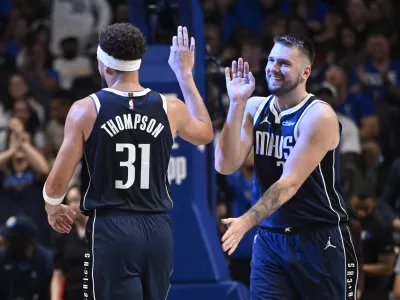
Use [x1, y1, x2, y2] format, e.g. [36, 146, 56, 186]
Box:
[43, 183, 66, 205]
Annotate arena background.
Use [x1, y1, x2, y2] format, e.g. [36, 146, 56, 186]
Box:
[1, 0, 400, 299]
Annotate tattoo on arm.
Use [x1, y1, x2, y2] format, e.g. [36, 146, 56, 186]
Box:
[247, 183, 282, 227]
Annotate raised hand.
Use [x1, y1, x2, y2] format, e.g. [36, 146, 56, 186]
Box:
[225, 58, 255, 104]
[168, 26, 195, 79]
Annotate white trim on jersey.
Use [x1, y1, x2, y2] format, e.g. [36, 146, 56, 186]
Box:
[102, 88, 151, 97]
[159, 94, 168, 114]
[90, 93, 101, 113]
[270, 93, 312, 124]
[91, 209, 97, 300]
[293, 99, 323, 141]
[332, 150, 349, 220]
[319, 161, 348, 300]
[82, 151, 92, 210]
[253, 96, 272, 125]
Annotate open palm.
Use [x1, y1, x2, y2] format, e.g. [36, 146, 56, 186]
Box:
[225, 58, 255, 104]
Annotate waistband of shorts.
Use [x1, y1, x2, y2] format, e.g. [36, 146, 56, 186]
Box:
[84, 207, 167, 218]
[257, 222, 349, 235]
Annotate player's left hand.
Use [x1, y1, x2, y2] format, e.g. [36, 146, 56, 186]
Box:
[45, 203, 76, 233]
[221, 217, 250, 255]
[168, 26, 195, 79]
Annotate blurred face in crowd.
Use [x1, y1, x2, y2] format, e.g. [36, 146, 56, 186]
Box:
[266, 43, 310, 96]
[51, 98, 71, 124]
[340, 27, 357, 48]
[205, 24, 222, 56]
[367, 35, 389, 61]
[66, 187, 87, 223]
[115, 4, 130, 23]
[35, 26, 51, 46]
[13, 18, 28, 40]
[347, 0, 367, 23]
[287, 18, 307, 37]
[351, 196, 375, 220]
[324, 66, 347, 90]
[24, 43, 46, 69]
[61, 38, 79, 60]
[258, 0, 276, 9]
[12, 100, 31, 126]
[8, 74, 29, 100]
[368, 1, 383, 23]
[241, 44, 262, 73]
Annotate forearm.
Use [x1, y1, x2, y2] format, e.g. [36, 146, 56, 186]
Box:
[21, 142, 50, 176]
[177, 73, 212, 125]
[50, 271, 63, 300]
[0, 149, 14, 166]
[243, 178, 297, 228]
[215, 102, 247, 173]
[363, 263, 392, 276]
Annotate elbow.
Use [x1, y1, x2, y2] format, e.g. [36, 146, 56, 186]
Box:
[277, 177, 300, 200]
[215, 162, 235, 175]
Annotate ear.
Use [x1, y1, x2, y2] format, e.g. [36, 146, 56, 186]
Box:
[105, 66, 117, 76]
[303, 65, 312, 80]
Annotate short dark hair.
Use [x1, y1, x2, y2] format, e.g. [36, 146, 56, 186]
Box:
[99, 23, 146, 61]
[274, 34, 315, 65]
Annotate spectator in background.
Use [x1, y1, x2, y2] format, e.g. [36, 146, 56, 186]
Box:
[50, 0, 111, 56]
[240, 35, 268, 96]
[51, 186, 87, 300]
[0, 215, 52, 300]
[362, 140, 388, 196]
[350, 179, 395, 300]
[17, 41, 58, 104]
[326, 23, 366, 74]
[217, 152, 255, 287]
[325, 65, 379, 139]
[4, 16, 29, 59]
[71, 55, 102, 99]
[53, 37, 92, 90]
[0, 124, 50, 245]
[346, 0, 369, 41]
[45, 90, 73, 161]
[377, 158, 400, 233]
[352, 32, 400, 105]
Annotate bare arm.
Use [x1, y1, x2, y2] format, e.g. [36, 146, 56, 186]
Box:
[215, 96, 262, 174]
[242, 103, 340, 227]
[167, 26, 213, 145]
[50, 270, 64, 300]
[363, 254, 395, 277]
[214, 58, 257, 175]
[44, 100, 89, 197]
[0, 148, 14, 167]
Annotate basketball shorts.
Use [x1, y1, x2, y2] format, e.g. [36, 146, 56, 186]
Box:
[250, 223, 358, 300]
[84, 209, 173, 300]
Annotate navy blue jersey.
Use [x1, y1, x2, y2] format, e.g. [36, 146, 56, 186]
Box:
[80, 88, 173, 214]
[252, 94, 348, 229]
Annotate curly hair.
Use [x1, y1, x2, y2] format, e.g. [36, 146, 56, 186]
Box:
[274, 34, 315, 65]
[99, 23, 146, 61]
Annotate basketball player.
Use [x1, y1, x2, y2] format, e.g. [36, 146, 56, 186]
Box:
[42, 24, 213, 300]
[215, 35, 358, 299]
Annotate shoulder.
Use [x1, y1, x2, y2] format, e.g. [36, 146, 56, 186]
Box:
[301, 100, 338, 125]
[67, 97, 97, 124]
[246, 96, 269, 116]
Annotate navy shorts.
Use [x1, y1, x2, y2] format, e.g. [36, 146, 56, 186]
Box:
[250, 223, 358, 300]
[83, 209, 173, 300]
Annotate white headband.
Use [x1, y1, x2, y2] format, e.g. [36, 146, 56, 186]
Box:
[97, 45, 142, 72]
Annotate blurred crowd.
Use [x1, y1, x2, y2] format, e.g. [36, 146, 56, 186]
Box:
[0, 0, 400, 299]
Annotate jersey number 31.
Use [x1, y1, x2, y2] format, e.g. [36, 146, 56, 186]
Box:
[115, 143, 150, 189]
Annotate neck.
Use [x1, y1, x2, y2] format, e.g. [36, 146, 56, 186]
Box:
[274, 85, 309, 111]
[107, 72, 144, 91]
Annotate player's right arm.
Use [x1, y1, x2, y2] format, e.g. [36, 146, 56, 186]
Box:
[167, 26, 213, 145]
[50, 269, 63, 300]
[214, 58, 258, 175]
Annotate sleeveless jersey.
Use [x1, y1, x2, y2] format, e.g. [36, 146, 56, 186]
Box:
[80, 88, 173, 214]
[252, 94, 348, 229]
